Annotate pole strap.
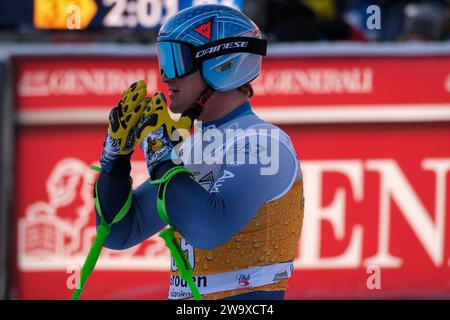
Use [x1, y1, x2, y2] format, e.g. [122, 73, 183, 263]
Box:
[149, 166, 193, 225]
[150, 166, 202, 300]
[72, 165, 133, 300]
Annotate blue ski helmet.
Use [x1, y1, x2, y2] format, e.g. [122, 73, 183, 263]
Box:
[157, 4, 267, 92]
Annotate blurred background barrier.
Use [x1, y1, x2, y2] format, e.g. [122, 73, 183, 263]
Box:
[0, 42, 448, 299]
[0, 0, 449, 300]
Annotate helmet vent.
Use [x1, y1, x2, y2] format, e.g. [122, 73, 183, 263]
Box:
[214, 60, 234, 73]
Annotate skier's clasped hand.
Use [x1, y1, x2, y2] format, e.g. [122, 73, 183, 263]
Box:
[135, 91, 194, 175]
[100, 80, 149, 173]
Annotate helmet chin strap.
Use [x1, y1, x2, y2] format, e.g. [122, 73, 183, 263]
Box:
[181, 86, 215, 126]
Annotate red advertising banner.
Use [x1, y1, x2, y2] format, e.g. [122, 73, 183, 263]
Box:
[15, 56, 450, 110]
[252, 57, 450, 106]
[15, 57, 160, 110]
[12, 54, 450, 299]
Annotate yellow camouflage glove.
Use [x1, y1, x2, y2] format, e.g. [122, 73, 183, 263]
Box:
[100, 80, 149, 172]
[135, 92, 195, 174]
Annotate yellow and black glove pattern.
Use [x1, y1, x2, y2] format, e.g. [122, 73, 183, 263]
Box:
[100, 80, 148, 173]
[135, 91, 195, 174]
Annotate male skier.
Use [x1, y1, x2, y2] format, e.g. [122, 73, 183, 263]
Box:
[97, 4, 304, 300]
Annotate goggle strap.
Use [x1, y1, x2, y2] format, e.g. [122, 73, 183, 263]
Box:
[192, 37, 268, 63]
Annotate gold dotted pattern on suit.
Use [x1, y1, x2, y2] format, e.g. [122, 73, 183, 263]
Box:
[172, 180, 304, 300]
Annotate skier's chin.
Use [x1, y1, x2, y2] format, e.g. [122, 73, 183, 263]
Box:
[169, 100, 191, 114]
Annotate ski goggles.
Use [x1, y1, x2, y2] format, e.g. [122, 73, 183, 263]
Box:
[157, 37, 267, 80]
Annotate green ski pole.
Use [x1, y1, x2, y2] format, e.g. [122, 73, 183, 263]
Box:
[151, 166, 203, 300]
